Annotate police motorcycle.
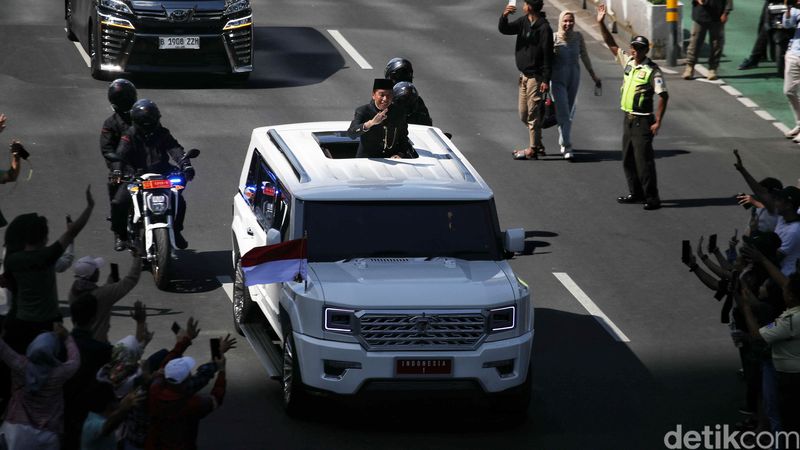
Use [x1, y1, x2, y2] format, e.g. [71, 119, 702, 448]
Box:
[105, 149, 199, 290]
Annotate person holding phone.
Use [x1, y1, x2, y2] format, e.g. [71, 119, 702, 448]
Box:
[500, 0, 554, 160]
[0, 114, 24, 229]
[67, 249, 141, 343]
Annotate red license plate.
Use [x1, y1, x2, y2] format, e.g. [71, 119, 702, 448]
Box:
[142, 179, 172, 190]
[396, 359, 452, 375]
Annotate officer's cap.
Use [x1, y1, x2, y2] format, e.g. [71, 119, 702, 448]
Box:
[372, 78, 394, 91]
[630, 36, 650, 49]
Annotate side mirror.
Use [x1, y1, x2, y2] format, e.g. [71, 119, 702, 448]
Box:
[186, 148, 200, 159]
[266, 228, 281, 246]
[504, 228, 525, 254]
[103, 152, 122, 163]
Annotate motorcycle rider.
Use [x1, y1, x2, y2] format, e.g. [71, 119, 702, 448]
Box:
[101, 79, 137, 250]
[111, 99, 195, 251]
[384, 57, 433, 126]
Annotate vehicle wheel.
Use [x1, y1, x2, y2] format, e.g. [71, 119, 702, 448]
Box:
[232, 256, 258, 336]
[151, 228, 172, 290]
[65, 1, 78, 42]
[490, 366, 532, 417]
[282, 329, 310, 417]
[89, 26, 105, 80]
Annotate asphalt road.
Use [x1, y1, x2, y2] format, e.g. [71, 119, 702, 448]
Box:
[2, 0, 800, 448]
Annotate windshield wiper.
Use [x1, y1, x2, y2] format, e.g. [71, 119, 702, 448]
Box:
[341, 251, 412, 262]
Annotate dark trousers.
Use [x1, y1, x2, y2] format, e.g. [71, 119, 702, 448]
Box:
[622, 113, 660, 202]
[748, 1, 771, 61]
[111, 184, 186, 238]
[778, 371, 800, 434]
[685, 21, 725, 69]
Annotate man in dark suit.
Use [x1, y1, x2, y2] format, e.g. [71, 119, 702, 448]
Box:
[347, 79, 414, 159]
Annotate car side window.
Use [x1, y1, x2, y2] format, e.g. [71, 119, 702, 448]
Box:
[247, 156, 290, 235]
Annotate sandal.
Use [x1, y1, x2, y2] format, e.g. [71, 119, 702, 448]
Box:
[512, 149, 536, 160]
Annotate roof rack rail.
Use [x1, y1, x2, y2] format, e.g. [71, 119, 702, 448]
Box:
[268, 129, 311, 183]
[427, 129, 476, 183]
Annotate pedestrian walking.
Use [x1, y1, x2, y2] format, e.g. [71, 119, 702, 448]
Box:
[683, 0, 733, 81]
[499, 0, 554, 160]
[597, 4, 669, 210]
[550, 10, 600, 160]
[781, 0, 800, 140]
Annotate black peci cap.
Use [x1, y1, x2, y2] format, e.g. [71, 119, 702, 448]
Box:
[630, 35, 650, 48]
[775, 186, 800, 209]
[372, 78, 394, 91]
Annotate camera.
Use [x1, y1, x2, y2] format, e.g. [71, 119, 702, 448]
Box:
[10, 142, 29, 160]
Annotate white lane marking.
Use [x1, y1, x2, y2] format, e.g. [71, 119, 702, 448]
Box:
[697, 78, 724, 85]
[720, 85, 743, 97]
[755, 110, 777, 121]
[65, 28, 91, 68]
[553, 272, 631, 342]
[774, 121, 792, 135]
[217, 276, 233, 302]
[327, 30, 373, 70]
[694, 64, 709, 77]
[737, 97, 759, 108]
[659, 66, 678, 75]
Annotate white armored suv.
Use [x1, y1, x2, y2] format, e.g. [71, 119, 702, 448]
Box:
[230, 122, 533, 415]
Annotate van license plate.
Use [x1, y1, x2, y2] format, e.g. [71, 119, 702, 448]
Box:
[159, 36, 200, 49]
[396, 359, 452, 375]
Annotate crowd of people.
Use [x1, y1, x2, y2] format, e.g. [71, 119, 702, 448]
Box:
[0, 114, 234, 450]
[684, 149, 800, 440]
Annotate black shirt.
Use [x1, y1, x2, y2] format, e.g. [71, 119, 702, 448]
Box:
[114, 126, 187, 175]
[407, 96, 433, 126]
[498, 14, 554, 82]
[100, 113, 132, 169]
[347, 102, 414, 158]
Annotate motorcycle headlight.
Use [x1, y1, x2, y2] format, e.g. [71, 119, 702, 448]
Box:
[147, 194, 170, 214]
[224, 0, 250, 15]
[100, 0, 132, 14]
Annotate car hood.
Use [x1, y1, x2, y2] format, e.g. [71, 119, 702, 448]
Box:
[308, 259, 515, 309]
[129, 0, 226, 12]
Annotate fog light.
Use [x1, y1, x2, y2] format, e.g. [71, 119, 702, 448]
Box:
[323, 359, 361, 377]
[483, 359, 515, 377]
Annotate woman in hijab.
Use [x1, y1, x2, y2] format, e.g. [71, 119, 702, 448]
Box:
[551, 10, 601, 160]
[0, 324, 80, 449]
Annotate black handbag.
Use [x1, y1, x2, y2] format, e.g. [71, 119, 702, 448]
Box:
[542, 92, 558, 129]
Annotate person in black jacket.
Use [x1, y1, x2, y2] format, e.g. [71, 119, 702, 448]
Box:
[683, 0, 733, 80]
[347, 78, 415, 159]
[101, 79, 137, 249]
[111, 99, 195, 250]
[385, 58, 433, 126]
[500, 0, 554, 160]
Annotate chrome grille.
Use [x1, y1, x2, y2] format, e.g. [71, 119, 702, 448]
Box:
[226, 27, 252, 65]
[100, 25, 133, 65]
[135, 10, 166, 19]
[357, 312, 486, 351]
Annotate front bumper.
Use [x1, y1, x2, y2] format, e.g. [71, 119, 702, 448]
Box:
[293, 330, 534, 395]
[98, 21, 253, 73]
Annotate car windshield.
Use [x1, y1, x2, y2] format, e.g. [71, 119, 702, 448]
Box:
[303, 200, 503, 262]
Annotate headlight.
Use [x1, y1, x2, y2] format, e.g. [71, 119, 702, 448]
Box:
[223, 14, 253, 31]
[324, 308, 354, 333]
[224, 0, 250, 15]
[100, 0, 132, 14]
[488, 306, 516, 332]
[146, 194, 170, 214]
[99, 12, 135, 30]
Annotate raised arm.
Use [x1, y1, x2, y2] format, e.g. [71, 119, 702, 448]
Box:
[57, 186, 94, 249]
[596, 4, 620, 57]
[498, 5, 522, 35]
[733, 149, 774, 211]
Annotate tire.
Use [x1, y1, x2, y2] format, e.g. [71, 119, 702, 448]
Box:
[232, 256, 258, 336]
[151, 228, 172, 290]
[281, 329, 310, 417]
[65, 1, 78, 41]
[89, 25, 106, 80]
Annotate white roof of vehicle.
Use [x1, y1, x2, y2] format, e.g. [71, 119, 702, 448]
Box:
[249, 122, 493, 201]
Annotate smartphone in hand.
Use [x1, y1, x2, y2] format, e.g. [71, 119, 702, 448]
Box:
[682, 240, 691, 264]
[171, 321, 181, 335]
[708, 234, 717, 253]
[110, 263, 120, 283]
[210, 338, 221, 360]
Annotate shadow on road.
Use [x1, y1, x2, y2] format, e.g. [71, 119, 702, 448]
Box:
[127, 27, 345, 90]
[569, 149, 690, 163]
[660, 197, 738, 208]
[520, 230, 558, 256]
[166, 249, 231, 294]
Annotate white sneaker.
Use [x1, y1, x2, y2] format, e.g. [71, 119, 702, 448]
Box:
[786, 126, 800, 138]
[793, 134, 800, 143]
[560, 145, 567, 154]
[564, 152, 573, 160]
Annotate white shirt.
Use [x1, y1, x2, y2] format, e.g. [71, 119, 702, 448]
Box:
[783, 8, 800, 56]
[761, 306, 800, 373]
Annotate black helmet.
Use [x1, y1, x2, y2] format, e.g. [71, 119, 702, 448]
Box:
[392, 81, 418, 107]
[130, 99, 161, 134]
[385, 58, 414, 83]
[108, 79, 137, 114]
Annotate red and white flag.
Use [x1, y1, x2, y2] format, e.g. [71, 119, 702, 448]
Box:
[241, 238, 307, 286]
